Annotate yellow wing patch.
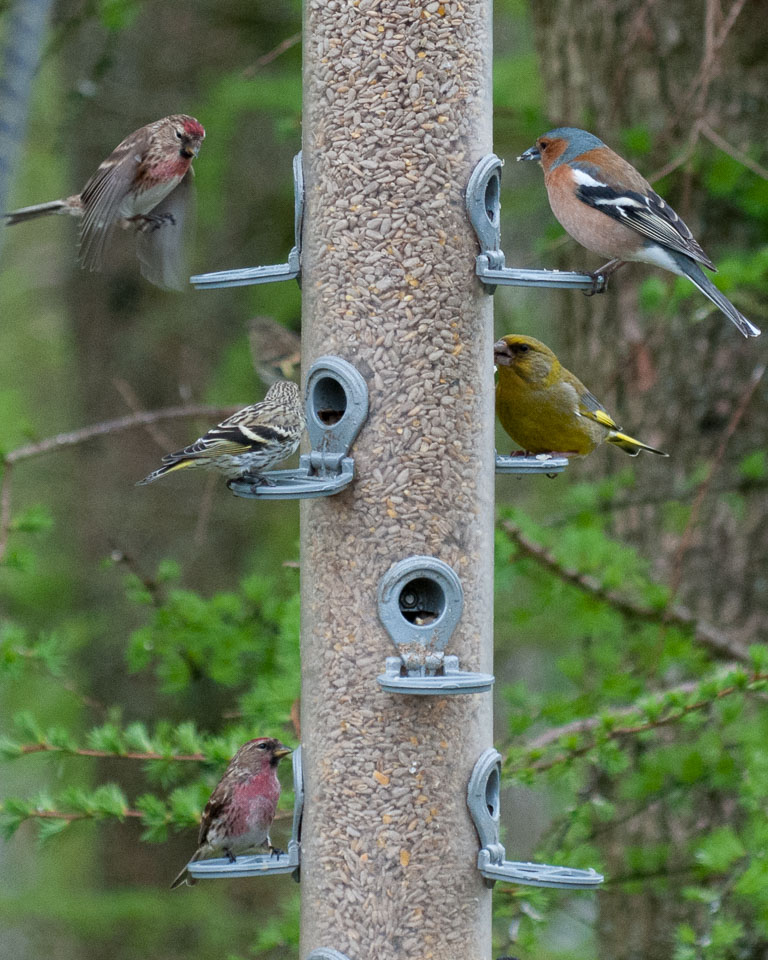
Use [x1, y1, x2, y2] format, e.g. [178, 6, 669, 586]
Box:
[578, 407, 619, 430]
[196, 439, 249, 456]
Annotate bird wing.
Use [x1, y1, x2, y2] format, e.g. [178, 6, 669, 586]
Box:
[570, 162, 716, 270]
[78, 139, 145, 271]
[161, 421, 284, 463]
[197, 782, 231, 847]
[136, 168, 194, 290]
[576, 389, 620, 431]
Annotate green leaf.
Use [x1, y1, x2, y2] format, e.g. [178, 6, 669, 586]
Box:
[36, 817, 71, 842]
[694, 826, 745, 873]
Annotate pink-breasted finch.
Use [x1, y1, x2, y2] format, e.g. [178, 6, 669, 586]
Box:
[4, 114, 205, 290]
[171, 738, 291, 889]
[518, 127, 760, 338]
[136, 380, 305, 488]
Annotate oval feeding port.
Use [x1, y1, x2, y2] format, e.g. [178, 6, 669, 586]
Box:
[398, 576, 445, 626]
[377, 556, 494, 695]
[312, 375, 347, 427]
[484, 166, 500, 227]
[304, 356, 368, 453]
[485, 761, 500, 819]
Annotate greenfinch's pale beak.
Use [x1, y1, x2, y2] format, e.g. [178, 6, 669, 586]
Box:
[517, 144, 541, 162]
[493, 339, 513, 366]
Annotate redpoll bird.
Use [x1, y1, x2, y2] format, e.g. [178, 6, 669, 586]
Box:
[171, 738, 291, 889]
[4, 114, 205, 289]
[137, 380, 305, 487]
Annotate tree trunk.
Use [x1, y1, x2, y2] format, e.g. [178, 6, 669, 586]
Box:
[529, 2, 768, 957]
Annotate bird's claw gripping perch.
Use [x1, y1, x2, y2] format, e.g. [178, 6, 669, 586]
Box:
[585, 271, 608, 296]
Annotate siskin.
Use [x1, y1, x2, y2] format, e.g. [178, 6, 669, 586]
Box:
[494, 335, 668, 458]
[137, 380, 305, 487]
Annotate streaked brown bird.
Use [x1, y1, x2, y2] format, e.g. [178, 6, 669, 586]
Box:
[171, 738, 291, 889]
[137, 380, 305, 488]
[4, 114, 205, 289]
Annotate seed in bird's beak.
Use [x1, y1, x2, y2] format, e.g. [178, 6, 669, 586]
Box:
[517, 145, 541, 162]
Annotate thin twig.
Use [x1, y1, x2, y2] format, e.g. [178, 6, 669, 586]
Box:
[15, 804, 292, 825]
[699, 121, 768, 181]
[522, 676, 707, 752]
[669, 363, 766, 598]
[18, 743, 205, 762]
[513, 668, 765, 774]
[0, 465, 12, 562]
[500, 519, 748, 663]
[242, 31, 301, 77]
[544, 473, 768, 527]
[107, 545, 164, 606]
[13, 648, 108, 715]
[26, 808, 144, 820]
[112, 378, 175, 450]
[0, 404, 238, 563]
[647, 128, 700, 183]
[3, 405, 237, 466]
[671, 0, 748, 131]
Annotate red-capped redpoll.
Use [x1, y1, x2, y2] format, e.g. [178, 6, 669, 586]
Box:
[171, 738, 291, 889]
[4, 114, 205, 289]
[137, 380, 305, 487]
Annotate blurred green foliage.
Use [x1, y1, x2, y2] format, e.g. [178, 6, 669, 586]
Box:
[1, 1, 767, 960]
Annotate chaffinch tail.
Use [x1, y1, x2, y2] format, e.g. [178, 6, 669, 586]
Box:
[518, 127, 760, 338]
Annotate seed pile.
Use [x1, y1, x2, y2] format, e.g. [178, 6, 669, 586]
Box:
[301, 2, 495, 958]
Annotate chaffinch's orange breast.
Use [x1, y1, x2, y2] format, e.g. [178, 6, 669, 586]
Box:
[543, 164, 646, 261]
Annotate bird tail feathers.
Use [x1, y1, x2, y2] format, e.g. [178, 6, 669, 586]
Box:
[136, 459, 191, 486]
[678, 258, 760, 338]
[4, 200, 71, 224]
[170, 865, 196, 889]
[607, 431, 668, 457]
[171, 846, 213, 889]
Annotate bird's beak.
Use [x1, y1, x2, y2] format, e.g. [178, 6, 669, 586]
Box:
[517, 144, 541, 162]
[273, 745, 292, 759]
[493, 339, 512, 366]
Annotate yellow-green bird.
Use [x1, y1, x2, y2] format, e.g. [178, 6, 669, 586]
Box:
[494, 335, 667, 458]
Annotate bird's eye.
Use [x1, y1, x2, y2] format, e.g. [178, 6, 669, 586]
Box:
[518, 344, 529, 353]
[175, 130, 183, 139]
[539, 140, 549, 150]
[257, 743, 267, 749]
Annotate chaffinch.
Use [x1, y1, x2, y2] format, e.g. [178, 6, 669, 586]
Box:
[494, 334, 667, 458]
[518, 127, 760, 339]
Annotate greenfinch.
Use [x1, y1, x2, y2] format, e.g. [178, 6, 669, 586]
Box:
[494, 335, 667, 458]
